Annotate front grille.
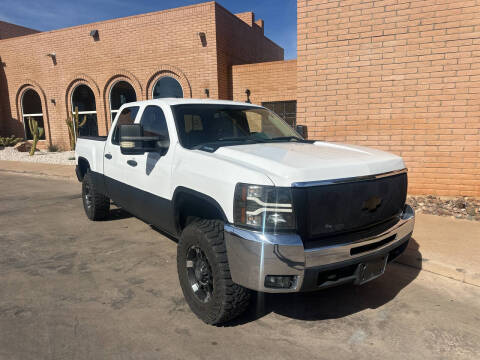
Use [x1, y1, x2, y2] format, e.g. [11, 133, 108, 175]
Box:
[293, 173, 407, 242]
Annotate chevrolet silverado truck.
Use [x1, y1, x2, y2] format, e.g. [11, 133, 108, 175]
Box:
[75, 98, 415, 324]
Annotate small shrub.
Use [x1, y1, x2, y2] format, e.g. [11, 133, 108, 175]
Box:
[48, 144, 60, 152]
[0, 135, 23, 147]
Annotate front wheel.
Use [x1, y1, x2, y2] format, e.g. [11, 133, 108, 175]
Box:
[177, 219, 250, 325]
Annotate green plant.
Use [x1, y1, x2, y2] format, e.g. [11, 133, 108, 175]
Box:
[48, 144, 60, 152]
[28, 117, 44, 156]
[0, 135, 22, 147]
[66, 106, 87, 150]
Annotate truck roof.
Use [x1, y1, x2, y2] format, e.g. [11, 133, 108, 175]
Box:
[121, 98, 263, 107]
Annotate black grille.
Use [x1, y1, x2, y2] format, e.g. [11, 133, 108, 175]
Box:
[293, 173, 407, 242]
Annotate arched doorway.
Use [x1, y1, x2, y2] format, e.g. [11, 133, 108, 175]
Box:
[21, 89, 46, 140]
[109, 80, 137, 122]
[71, 84, 98, 136]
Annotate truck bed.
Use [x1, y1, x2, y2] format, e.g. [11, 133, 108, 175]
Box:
[76, 136, 107, 175]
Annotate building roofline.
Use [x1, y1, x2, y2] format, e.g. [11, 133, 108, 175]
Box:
[0, 1, 217, 43]
[232, 59, 297, 69]
[213, 2, 283, 51]
[0, 2, 284, 52]
[0, 20, 40, 34]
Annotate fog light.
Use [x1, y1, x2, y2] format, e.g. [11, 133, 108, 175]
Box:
[264, 275, 297, 289]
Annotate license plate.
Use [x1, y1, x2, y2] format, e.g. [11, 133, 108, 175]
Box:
[356, 255, 388, 284]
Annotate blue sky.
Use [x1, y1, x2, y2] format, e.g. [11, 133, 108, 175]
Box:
[0, 0, 297, 59]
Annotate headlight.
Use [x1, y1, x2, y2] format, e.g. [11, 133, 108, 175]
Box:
[233, 183, 295, 231]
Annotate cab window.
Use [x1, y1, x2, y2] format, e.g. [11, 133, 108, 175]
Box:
[112, 106, 140, 145]
[140, 105, 170, 140]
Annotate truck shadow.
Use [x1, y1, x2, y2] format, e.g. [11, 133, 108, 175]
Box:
[227, 237, 422, 326]
[100, 207, 133, 221]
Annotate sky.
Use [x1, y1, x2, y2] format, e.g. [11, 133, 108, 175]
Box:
[0, 0, 297, 59]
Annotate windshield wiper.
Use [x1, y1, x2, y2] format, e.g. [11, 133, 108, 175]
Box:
[192, 137, 266, 152]
[270, 136, 303, 142]
[216, 136, 267, 143]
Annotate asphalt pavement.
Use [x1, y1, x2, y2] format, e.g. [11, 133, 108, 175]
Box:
[0, 172, 478, 360]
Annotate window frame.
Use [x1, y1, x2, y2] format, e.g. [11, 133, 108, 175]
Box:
[71, 84, 98, 137]
[151, 76, 183, 99]
[21, 89, 45, 141]
[139, 105, 171, 153]
[109, 80, 137, 123]
[111, 105, 141, 145]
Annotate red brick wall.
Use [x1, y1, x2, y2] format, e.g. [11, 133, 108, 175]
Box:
[0, 21, 39, 135]
[297, 0, 480, 197]
[232, 60, 297, 104]
[215, 4, 284, 99]
[0, 21, 39, 40]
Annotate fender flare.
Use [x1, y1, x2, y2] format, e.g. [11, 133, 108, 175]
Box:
[76, 157, 90, 181]
[172, 187, 228, 232]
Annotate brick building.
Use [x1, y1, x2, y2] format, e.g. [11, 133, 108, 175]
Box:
[0, 2, 283, 148]
[1, 1, 479, 196]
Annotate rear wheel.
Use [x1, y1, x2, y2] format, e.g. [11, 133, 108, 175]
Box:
[177, 219, 250, 325]
[82, 170, 110, 220]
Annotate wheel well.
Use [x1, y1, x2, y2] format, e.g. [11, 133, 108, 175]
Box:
[174, 190, 227, 232]
[77, 157, 90, 181]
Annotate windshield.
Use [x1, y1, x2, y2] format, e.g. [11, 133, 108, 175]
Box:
[171, 104, 303, 149]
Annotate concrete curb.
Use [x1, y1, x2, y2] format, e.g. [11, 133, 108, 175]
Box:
[399, 213, 480, 288]
[396, 254, 480, 287]
[0, 160, 76, 181]
[0, 168, 77, 181]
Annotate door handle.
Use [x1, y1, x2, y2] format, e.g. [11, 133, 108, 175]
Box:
[104, 153, 112, 160]
[127, 160, 137, 167]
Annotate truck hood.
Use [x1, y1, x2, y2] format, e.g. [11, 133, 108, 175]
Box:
[212, 141, 405, 186]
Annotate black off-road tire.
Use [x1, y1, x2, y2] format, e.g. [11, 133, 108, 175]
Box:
[82, 170, 110, 220]
[177, 219, 250, 325]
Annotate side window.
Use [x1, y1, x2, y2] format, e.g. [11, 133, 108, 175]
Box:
[140, 105, 169, 140]
[112, 106, 140, 145]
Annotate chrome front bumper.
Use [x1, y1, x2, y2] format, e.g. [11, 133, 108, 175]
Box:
[224, 205, 415, 293]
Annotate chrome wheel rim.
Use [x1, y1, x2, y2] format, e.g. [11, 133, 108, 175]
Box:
[84, 183, 93, 209]
[186, 246, 213, 303]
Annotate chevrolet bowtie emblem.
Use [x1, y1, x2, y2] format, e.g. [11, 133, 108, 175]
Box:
[362, 196, 382, 212]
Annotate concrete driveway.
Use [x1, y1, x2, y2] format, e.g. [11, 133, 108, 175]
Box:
[0, 173, 478, 360]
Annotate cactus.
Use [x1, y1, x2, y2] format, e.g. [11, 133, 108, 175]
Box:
[28, 117, 44, 156]
[66, 106, 87, 150]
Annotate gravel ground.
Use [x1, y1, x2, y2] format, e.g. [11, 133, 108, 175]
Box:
[408, 195, 480, 221]
[0, 146, 75, 165]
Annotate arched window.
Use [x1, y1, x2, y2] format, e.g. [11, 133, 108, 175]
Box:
[71, 84, 98, 136]
[109, 81, 137, 122]
[21, 89, 46, 140]
[152, 76, 183, 99]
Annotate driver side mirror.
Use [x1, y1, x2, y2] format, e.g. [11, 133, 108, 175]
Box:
[119, 124, 159, 155]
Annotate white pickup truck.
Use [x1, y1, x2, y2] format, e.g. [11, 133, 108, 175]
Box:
[75, 98, 415, 324]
